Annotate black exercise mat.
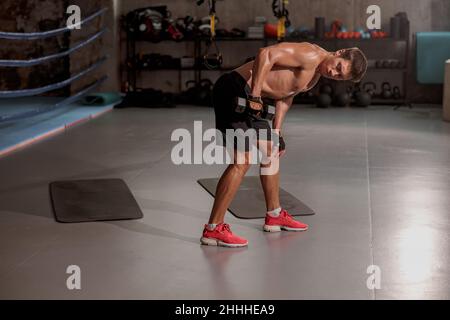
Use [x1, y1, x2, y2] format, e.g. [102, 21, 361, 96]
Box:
[50, 179, 143, 223]
[198, 176, 315, 219]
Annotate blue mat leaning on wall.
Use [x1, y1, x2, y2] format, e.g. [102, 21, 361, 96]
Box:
[416, 32, 450, 84]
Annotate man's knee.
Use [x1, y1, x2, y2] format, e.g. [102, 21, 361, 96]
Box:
[231, 163, 251, 175]
[260, 161, 271, 169]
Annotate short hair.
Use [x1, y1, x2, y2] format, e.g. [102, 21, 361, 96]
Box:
[338, 48, 368, 83]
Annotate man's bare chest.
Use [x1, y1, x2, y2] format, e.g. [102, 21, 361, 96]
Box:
[265, 68, 320, 97]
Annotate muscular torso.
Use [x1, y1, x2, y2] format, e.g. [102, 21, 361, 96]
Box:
[234, 43, 326, 100]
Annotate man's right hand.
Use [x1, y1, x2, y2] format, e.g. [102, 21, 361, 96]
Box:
[248, 100, 263, 111]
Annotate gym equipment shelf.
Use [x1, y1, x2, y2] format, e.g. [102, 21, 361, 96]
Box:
[122, 25, 410, 107]
[122, 32, 270, 94]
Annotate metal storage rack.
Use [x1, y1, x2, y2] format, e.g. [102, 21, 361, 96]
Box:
[122, 25, 410, 107]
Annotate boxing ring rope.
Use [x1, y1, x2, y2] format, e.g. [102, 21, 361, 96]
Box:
[0, 7, 110, 123]
[0, 28, 106, 67]
[0, 8, 107, 40]
[0, 56, 107, 98]
[0, 76, 108, 123]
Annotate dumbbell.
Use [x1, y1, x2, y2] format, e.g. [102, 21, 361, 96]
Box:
[235, 97, 276, 121]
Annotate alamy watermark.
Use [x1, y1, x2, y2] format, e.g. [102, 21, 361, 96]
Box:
[66, 5, 81, 29]
[366, 265, 381, 290]
[366, 5, 381, 30]
[66, 265, 81, 290]
[171, 121, 282, 175]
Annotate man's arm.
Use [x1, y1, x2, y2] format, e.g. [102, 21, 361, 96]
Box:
[270, 96, 294, 157]
[273, 95, 294, 132]
[250, 42, 321, 99]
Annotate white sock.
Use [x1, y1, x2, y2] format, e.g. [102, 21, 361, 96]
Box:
[206, 224, 217, 231]
[267, 207, 282, 217]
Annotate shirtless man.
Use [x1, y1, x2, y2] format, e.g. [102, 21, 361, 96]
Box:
[201, 42, 368, 247]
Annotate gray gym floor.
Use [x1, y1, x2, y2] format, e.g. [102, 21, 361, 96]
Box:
[0, 105, 449, 299]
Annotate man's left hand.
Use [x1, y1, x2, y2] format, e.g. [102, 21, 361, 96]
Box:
[272, 132, 286, 157]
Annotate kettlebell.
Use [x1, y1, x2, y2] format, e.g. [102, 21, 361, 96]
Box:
[381, 82, 393, 99]
[393, 86, 401, 99]
[353, 85, 371, 107]
[184, 80, 199, 104]
[363, 82, 377, 97]
[334, 87, 352, 107]
[316, 93, 332, 108]
[198, 79, 213, 106]
[320, 83, 333, 96]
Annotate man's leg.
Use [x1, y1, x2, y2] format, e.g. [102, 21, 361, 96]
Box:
[208, 151, 251, 224]
[260, 172, 281, 212]
[202, 150, 251, 247]
[258, 139, 281, 211]
[258, 139, 309, 232]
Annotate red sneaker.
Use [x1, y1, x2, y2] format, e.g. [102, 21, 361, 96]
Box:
[263, 209, 309, 232]
[201, 223, 248, 248]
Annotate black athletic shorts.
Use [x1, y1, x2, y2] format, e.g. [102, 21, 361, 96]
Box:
[212, 71, 274, 152]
